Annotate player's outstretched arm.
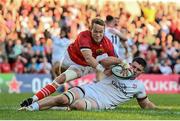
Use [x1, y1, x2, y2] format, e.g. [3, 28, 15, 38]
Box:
[81, 49, 106, 73]
[108, 28, 127, 41]
[99, 56, 124, 69]
[137, 97, 157, 109]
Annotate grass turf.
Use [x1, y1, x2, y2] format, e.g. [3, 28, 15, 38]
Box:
[0, 93, 180, 120]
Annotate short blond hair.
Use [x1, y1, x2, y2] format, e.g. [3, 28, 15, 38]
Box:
[91, 18, 105, 28]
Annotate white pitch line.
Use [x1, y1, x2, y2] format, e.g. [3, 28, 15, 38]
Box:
[115, 109, 180, 115]
[0, 106, 180, 115]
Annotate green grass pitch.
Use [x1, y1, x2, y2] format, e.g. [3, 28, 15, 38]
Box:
[0, 93, 180, 120]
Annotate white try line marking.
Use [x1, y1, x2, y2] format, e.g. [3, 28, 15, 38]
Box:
[0, 106, 180, 115]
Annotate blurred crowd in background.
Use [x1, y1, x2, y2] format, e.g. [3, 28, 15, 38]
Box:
[0, 0, 179, 74]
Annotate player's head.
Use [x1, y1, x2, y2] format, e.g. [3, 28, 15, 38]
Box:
[105, 15, 115, 27]
[131, 57, 147, 77]
[91, 18, 105, 43]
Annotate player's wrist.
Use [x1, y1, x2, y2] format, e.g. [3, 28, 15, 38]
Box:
[122, 60, 130, 68]
[96, 64, 105, 72]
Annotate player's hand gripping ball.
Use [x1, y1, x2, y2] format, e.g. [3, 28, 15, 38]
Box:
[111, 64, 134, 79]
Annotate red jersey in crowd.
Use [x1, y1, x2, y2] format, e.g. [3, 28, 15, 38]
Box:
[0, 63, 11, 73]
[68, 30, 115, 66]
[11, 61, 25, 73]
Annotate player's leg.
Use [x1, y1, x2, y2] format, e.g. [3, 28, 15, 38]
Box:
[70, 97, 99, 110]
[20, 68, 81, 107]
[39, 87, 85, 110]
[19, 96, 62, 111]
[52, 59, 68, 79]
[52, 61, 60, 79]
[18, 95, 69, 111]
[19, 87, 85, 111]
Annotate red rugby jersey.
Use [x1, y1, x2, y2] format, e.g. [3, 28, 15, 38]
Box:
[68, 30, 115, 66]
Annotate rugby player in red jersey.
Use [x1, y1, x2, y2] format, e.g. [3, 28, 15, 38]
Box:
[20, 18, 123, 107]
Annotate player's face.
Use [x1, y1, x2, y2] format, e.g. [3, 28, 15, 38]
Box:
[130, 62, 144, 77]
[91, 23, 105, 43]
[114, 18, 119, 27]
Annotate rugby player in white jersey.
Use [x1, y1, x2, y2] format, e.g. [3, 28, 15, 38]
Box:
[19, 57, 156, 111]
[105, 15, 129, 60]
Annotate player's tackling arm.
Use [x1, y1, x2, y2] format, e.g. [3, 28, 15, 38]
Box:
[99, 56, 130, 69]
[137, 97, 157, 109]
[81, 49, 104, 72]
[99, 57, 122, 68]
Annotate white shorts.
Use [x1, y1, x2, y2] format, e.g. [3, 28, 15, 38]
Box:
[68, 87, 100, 110]
[80, 84, 114, 110]
[61, 51, 95, 76]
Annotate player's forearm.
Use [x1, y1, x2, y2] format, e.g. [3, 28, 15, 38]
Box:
[113, 29, 127, 41]
[142, 101, 157, 109]
[116, 32, 127, 41]
[138, 97, 157, 109]
[85, 55, 99, 69]
[100, 57, 123, 68]
[81, 50, 105, 72]
[81, 49, 99, 68]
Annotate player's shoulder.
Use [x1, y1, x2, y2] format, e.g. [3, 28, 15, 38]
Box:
[105, 27, 111, 31]
[76, 30, 92, 41]
[134, 79, 145, 90]
[103, 35, 112, 43]
[79, 30, 91, 36]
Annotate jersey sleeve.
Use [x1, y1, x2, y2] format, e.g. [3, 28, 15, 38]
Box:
[78, 31, 91, 49]
[135, 81, 147, 99]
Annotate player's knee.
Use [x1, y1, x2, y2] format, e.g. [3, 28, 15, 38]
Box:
[63, 70, 79, 82]
[53, 69, 79, 86]
[70, 100, 85, 110]
[54, 95, 69, 105]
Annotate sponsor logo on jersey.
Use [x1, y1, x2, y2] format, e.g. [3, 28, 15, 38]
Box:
[112, 80, 127, 95]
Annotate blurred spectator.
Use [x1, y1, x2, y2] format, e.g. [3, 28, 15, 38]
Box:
[0, 39, 7, 60]
[27, 57, 40, 73]
[5, 40, 16, 64]
[13, 39, 23, 57]
[150, 38, 162, 56]
[139, 2, 156, 23]
[38, 57, 52, 74]
[159, 16, 170, 34]
[0, 57, 11, 73]
[171, 19, 180, 41]
[32, 39, 45, 59]
[174, 59, 180, 74]
[159, 58, 173, 74]
[40, 37, 52, 63]
[20, 43, 33, 72]
[11, 55, 25, 73]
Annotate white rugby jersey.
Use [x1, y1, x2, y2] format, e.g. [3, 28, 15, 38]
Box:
[81, 75, 146, 109]
[51, 36, 71, 64]
[105, 27, 126, 59]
